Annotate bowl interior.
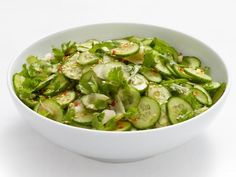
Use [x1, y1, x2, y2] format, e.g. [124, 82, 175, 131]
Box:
[9, 23, 228, 85]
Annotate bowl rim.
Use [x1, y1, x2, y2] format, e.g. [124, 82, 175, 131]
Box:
[7, 22, 231, 134]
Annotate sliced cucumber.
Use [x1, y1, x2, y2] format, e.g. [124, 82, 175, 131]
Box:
[130, 96, 161, 129]
[156, 104, 171, 127]
[43, 74, 69, 96]
[140, 67, 162, 83]
[78, 70, 99, 94]
[77, 39, 99, 52]
[155, 59, 172, 76]
[81, 93, 111, 110]
[35, 99, 63, 122]
[182, 56, 201, 69]
[147, 84, 171, 104]
[13, 73, 25, 94]
[110, 42, 139, 57]
[117, 85, 141, 111]
[194, 85, 212, 105]
[34, 74, 56, 91]
[129, 74, 148, 92]
[203, 81, 221, 91]
[101, 109, 116, 124]
[123, 45, 144, 64]
[142, 38, 153, 46]
[167, 97, 193, 124]
[192, 88, 208, 105]
[172, 64, 192, 79]
[212, 83, 226, 104]
[125, 36, 144, 43]
[93, 61, 128, 79]
[116, 121, 132, 131]
[166, 63, 178, 76]
[77, 51, 99, 65]
[53, 90, 76, 107]
[62, 53, 83, 80]
[67, 100, 94, 125]
[113, 95, 126, 114]
[184, 68, 212, 82]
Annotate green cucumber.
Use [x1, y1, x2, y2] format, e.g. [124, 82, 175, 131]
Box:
[116, 121, 132, 131]
[192, 88, 208, 105]
[167, 97, 193, 124]
[147, 84, 171, 104]
[77, 51, 99, 65]
[34, 74, 56, 91]
[43, 74, 69, 96]
[62, 53, 83, 80]
[35, 99, 63, 122]
[140, 67, 162, 83]
[129, 96, 161, 129]
[182, 56, 201, 69]
[156, 104, 171, 127]
[117, 85, 141, 111]
[194, 85, 212, 105]
[212, 83, 226, 104]
[155, 59, 172, 76]
[123, 45, 144, 64]
[184, 68, 212, 82]
[78, 70, 99, 94]
[13, 73, 25, 94]
[81, 93, 111, 110]
[172, 64, 192, 79]
[53, 90, 76, 107]
[111, 42, 139, 57]
[129, 74, 148, 92]
[203, 81, 221, 91]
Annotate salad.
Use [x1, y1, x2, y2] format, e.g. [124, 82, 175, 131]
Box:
[13, 36, 226, 131]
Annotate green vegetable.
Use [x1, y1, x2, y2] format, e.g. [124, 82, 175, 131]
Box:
[13, 36, 226, 131]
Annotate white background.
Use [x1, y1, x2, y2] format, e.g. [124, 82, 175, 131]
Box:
[0, 0, 236, 176]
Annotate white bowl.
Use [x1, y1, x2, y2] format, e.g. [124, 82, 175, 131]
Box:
[8, 23, 230, 163]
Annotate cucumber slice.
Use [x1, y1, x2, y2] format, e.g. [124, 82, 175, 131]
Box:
[117, 85, 141, 111]
[155, 59, 172, 76]
[192, 88, 208, 105]
[110, 42, 139, 57]
[81, 93, 111, 110]
[113, 95, 126, 114]
[68, 100, 94, 125]
[78, 70, 99, 94]
[172, 64, 192, 79]
[116, 121, 132, 131]
[166, 63, 178, 76]
[101, 109, 116, 124]
[184, 68, 212, 82]
[35, 99, 63, 122]
[93, 61, 128, 79]
[202, 81, 221, 91]
[34, 74, 56, 91]
[194, 85, 212, 105]
[125, 36, 144, 43]
[142, 38, 153, 46]
[167, 97, 193, 124]
[62, 53, 83, 80]
[77, 51, 99, 65]
[43, 74, 69, 96]
[77, 39, 99, 52]
[147, 84, 171, 104]
[129, 74, 148, 92]
[156, 104, 171, 127]
[140, 67, 162, 83]
[212, 83, 226, 104]
[13, 73, 25, 94]
[72, 114, 94, 125]
[123, 45, 144, 64]
[53, 90, 76, 107]
[182, 56, 201, 69]
[130, 96, 161, 129]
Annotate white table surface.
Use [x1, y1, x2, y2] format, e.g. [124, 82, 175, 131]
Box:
[1, 0, 235, 176]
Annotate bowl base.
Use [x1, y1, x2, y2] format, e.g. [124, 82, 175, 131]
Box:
[81, 154, 154, 163]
